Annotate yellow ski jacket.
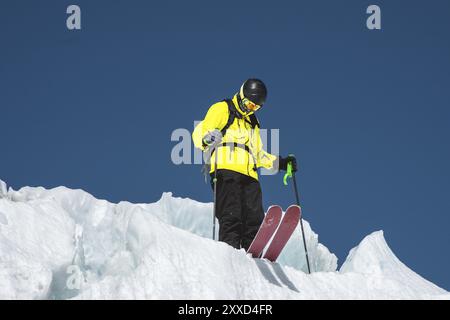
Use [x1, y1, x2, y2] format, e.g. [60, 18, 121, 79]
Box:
[192, 95, 277, 180]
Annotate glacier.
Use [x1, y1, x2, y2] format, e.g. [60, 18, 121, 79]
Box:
[0, 179, 448, 300]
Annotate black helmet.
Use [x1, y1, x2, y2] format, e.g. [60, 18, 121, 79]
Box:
[240, 79, 267, 106]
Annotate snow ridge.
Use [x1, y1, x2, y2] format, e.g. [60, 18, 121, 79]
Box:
[0, 180, 447, 299]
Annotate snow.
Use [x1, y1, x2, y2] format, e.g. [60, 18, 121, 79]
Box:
[0, 179, 448, 300]
[0, 180, 7, 198]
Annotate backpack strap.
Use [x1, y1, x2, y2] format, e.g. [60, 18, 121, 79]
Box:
[247, 113, 260, 129]
[221, 99, 240, 137]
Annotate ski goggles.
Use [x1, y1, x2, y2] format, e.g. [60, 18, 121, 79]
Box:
[242, 98, 262, 112]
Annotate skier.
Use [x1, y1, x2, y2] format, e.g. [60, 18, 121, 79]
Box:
[192, 79, 297, 250]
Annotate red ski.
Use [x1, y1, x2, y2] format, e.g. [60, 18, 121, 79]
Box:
[262, 205, 301, 262]
[247, 205, 282, 258]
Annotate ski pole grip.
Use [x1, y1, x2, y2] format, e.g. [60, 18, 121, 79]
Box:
[283, 162, 293, 185]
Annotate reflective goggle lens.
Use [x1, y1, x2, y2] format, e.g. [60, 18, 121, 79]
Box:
[243, 98, 261, 112]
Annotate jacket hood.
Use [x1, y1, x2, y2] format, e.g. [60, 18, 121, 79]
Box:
[232, 94, 254, 117]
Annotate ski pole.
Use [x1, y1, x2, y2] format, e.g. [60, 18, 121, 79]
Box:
[283, 157, 312, 274]
[212, 148, 218, 240]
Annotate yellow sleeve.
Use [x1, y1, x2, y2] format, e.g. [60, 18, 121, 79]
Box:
[192, 102, 229, 150]
[254, 128, 278, 169]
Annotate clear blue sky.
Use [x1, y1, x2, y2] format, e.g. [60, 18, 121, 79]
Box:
[1, 1, 449, 290]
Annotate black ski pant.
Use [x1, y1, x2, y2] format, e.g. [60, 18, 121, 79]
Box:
[211, 169, 264, 250]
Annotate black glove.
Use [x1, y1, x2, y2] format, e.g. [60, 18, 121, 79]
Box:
[278, 155, 298, 172]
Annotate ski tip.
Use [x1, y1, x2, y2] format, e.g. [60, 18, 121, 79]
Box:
[265, 205, 282, 216]
[285, 205, 301, 217]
